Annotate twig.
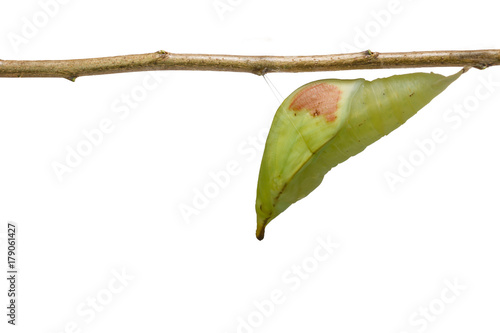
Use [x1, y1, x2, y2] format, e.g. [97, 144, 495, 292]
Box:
[0, 49, 499, 81]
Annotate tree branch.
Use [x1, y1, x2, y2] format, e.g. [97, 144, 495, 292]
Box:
[1, 49, 499, 81]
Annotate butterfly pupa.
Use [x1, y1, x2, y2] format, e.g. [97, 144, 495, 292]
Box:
[255, 68, 466, 240]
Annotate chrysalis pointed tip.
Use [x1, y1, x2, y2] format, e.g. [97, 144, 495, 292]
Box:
[256, 220, 266, 241]
[256, 226, 265, 241]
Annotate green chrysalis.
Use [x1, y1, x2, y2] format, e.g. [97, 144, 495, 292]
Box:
[255, 69, 466, 240]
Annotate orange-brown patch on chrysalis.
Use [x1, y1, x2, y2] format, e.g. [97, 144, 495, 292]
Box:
[289, 83, 342, 122]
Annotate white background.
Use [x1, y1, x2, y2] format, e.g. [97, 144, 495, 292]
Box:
[1, 0, 500, 332]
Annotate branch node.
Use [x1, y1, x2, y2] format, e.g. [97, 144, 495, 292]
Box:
[66, 76, 77, 82]
[156, 50, 169, 58]
[256, 67, 268, 76]
[365, 50, 379, 58]
[473, 63, 489, 70]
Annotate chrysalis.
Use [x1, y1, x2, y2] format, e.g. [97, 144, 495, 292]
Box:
[255, 69, 466, 240]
